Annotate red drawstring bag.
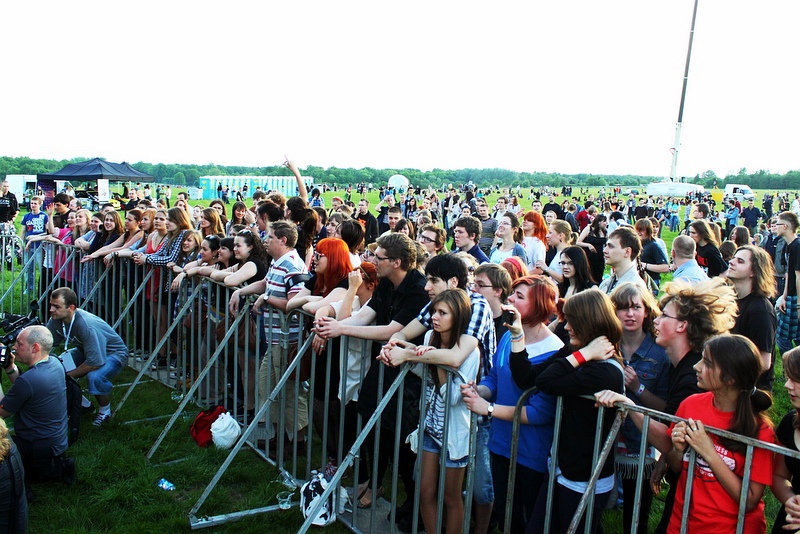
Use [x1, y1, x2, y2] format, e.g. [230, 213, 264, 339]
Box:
[190, 406, 227, 447]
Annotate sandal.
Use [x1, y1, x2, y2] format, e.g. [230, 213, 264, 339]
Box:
[357, 482, 384, 509]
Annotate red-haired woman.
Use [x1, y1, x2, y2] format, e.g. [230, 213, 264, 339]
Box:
[462, 276, 564, 533]
[288, 238, 353, 465]
[522, 211, 547, 272]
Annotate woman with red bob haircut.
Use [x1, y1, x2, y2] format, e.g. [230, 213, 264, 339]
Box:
[522, 211, 548, 272]
[287, 238, 354, 466]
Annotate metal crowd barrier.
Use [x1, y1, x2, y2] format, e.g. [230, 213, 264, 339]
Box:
[0, 231, 36, 316]
[4, 245, 795, 534]
[187, 305, 479, 534]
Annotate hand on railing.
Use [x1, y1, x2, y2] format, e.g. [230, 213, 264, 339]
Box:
[378, 339, 416, 367]
[314, 316, 342, 339]
[244, 293, 262, 315]
[311, 333, 327, 355]
[171, 273, 185, 292]
[593, 389, 632, 409]
[461, 380, 490, 416]
[673, 418, 712, 458]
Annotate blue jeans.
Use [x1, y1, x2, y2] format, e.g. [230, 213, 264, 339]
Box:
[473, 419, 494, 505]
[86, 353, 126, 397]
[24, 244, 41, 293]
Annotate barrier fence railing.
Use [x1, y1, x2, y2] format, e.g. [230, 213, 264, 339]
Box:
[4, 246, 799, 534]
[0, 229, 32, 315]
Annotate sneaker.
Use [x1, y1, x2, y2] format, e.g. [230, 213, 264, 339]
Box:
[151, 357, 167, 370]
[169, 356, 178, 370]
[93, 412, 112, 427]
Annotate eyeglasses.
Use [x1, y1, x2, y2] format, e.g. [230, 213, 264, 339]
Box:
[418, 235, 435, 244]
[558, 261, 574, 266]
[313, 252, 326, 261]
[375, 255, 393, 262]
[659, 311, 683, 321]
[361, 250, 375, 258]
[473, 282, 496, 289]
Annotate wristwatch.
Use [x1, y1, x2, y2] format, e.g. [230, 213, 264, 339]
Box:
[486, 403, 495, 421]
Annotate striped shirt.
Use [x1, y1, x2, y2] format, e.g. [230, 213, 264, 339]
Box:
[263, 249, 307, 343]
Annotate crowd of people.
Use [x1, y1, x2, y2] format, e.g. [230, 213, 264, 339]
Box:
[6, 171, 800, 533]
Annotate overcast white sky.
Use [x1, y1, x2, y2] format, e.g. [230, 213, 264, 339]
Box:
[2, 1, 798, 179]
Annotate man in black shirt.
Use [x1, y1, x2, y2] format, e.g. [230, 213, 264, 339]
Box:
[0, 181, 19, 224]
[315, 233, 428, 520]
[776, 211, 800, 354]
[542, 195, 563, 220]
[355, 198, 379, 245]
[727, 245, 777, 390]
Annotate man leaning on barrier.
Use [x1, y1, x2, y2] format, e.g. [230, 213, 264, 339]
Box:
[0, 325, 73, 484]
[46, 288, 128, 427]
[229, 221, 308, 451]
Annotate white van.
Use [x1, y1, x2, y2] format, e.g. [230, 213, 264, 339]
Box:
[646, 181, 705, 198]
[724, 184, 755, 202]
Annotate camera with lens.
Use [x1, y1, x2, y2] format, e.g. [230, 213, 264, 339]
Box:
[0, 301, 41, 367]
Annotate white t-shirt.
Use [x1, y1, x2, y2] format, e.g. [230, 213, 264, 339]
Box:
[522, 237, 546, 270]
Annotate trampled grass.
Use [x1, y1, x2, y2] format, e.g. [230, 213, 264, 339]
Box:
[21, 368, 351, 533]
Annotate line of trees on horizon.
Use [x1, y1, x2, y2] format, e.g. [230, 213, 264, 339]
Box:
[1, 155, 798, 192]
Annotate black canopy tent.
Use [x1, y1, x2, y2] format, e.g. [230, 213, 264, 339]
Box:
[36, 158, 153, 208]
[37, 157, 153, 182]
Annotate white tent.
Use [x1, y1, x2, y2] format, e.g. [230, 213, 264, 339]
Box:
[387, 174, 409, 191]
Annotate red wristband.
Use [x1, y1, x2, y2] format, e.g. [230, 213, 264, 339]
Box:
[573, 350, 586, 365]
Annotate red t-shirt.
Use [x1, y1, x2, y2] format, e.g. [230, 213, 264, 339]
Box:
[666, 392, 774, 534]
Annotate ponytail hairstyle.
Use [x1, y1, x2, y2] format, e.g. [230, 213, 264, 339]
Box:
[550, 220, 576, 246]
[503, 211, 524, 244]
[703, 334, 773, 452]
[783, 347, 800, 429]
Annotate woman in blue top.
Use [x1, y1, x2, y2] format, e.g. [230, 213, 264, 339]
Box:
[462, 275, 563, 533]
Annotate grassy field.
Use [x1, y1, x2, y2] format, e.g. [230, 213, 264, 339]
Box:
[6, 185, 791, 533]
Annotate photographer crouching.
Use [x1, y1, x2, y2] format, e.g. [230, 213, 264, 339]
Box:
[0, 325, 72, 488]
[46, 288, 128, 427]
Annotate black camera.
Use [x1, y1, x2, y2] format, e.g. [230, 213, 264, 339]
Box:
[0, 301, 41, 366]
